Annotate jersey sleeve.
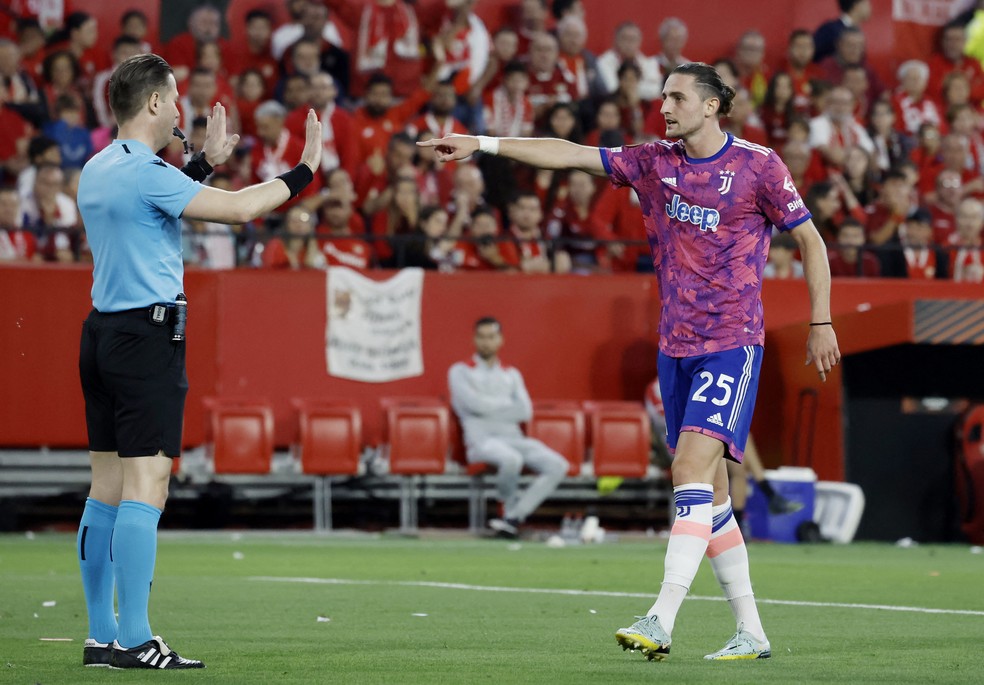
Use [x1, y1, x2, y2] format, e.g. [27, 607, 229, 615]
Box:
[756, 151, 812, 232]
[599, 143, 657, 190]
[137, 159, 203, 219]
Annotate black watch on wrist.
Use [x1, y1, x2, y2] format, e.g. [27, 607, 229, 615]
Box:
[181, 151, 214, 182]
[190, 151, 213, 176]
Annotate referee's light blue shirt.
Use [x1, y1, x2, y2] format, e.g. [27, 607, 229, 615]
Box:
[77, 139, 202, 312]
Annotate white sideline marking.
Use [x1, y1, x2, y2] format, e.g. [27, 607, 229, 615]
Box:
[249, 576, 984, 617]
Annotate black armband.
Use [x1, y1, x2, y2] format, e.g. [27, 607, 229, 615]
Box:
[277, 164, 314, 200]
[180, 152, 214, 183]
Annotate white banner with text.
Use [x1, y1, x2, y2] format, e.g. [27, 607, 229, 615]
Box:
[326, 267, 424, 382]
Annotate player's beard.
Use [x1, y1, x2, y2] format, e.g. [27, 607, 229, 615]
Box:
[666, 118, 700, 141]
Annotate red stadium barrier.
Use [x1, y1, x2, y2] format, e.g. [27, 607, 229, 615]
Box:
[3, 264, 983, 483]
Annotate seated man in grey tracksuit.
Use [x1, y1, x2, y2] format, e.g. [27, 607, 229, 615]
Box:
[448, 316, 569, 537]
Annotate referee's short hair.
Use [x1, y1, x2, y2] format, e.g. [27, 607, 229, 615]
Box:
[109, 53, 174, 125]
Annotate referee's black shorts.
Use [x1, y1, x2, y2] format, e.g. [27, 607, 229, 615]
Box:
[78, 308, 188, 458]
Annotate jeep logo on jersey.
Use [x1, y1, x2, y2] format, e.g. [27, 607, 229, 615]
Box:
[665, 194, 721, 233]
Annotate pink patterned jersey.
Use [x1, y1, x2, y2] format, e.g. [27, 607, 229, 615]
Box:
[601, 133, 811, 357]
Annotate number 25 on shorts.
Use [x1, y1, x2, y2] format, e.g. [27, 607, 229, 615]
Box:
[691, 372, 735, 407]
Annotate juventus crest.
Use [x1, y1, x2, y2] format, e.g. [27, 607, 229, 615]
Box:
[717, 170, 735, 195]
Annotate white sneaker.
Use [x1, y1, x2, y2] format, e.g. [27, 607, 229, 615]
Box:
[615, 615, 671, 661]
[488, 518, 519, 538]
[703, 625, 771, 660]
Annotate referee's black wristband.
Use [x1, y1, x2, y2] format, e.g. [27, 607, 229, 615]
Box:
[809, 322, 833, 327]
[277, 164, 314, 200]
[180, 152, 213, 183]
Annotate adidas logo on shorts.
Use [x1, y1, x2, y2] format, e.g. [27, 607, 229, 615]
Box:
[707, 413, 724, 426]
[661, 177, 678, 186]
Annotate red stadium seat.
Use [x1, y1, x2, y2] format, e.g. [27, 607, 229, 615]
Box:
[582, 400, 646, 446]
[292, 398, 363, 531]
[381, 397, 449, 474]
[381, 397, 450, 531]
[203, 397, 274, 475]
[528, 401, 585, 476]
[449, 411, 493, 534]
[587, 402, 651, 478]
[582, 400, 644, 413]
[293, 399, 362, 476]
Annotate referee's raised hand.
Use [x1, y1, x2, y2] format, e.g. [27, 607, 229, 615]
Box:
[202, 102, 240, 166]
[300, 109, 323, 173]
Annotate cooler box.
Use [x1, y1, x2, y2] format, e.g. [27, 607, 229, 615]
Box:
[745, 467, 816, 543]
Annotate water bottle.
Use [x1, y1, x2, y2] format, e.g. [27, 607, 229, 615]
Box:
[560, 512, 574, 540]
[171, 293, 187, 342]
[572, 513, 584, 541]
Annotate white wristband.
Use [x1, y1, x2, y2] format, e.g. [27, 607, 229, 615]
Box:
[477, 135, 500, 155]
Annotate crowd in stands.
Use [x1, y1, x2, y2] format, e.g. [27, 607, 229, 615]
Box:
[0, 0, 983, 282]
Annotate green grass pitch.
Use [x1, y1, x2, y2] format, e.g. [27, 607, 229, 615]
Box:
[1, 533, 983, 684]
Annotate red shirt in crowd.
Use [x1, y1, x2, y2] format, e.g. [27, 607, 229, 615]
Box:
[903, 247, 941, 279]
[546, 198, 612, 269]
[319, 235, 375, 270]
[891, 90, 942, 137]
[456, 239, 521, 270]
[511, 229, 549, 262]
[949, 240, 984, 282]
[351, 88, 430, 160]
[781, 62, 824, 114]
[0, 106, 32, 161]
[0, 228, 37, 260]
[163, 33, 231, 80]
[249, 128, 320, 206]
[827, 249, 881, 277]
[225, 44, 279, 96]
[327, 0, 422, 97]
[407, 112, 469, 141]
[526, 64, 576, 113]
[286, 103, 358, 176]
[927, 52, 984, 104]
[929, 203, 957, 246]
[591, 185, 646, 272]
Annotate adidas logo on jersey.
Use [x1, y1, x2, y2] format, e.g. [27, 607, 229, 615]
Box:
[661, 176, 678, 186]
[707, 413, 724, 426]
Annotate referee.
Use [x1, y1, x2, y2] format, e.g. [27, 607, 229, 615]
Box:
[75, 53, 322, 670]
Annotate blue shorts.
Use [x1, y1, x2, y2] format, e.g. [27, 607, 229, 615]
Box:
[658, 345, 763, 463]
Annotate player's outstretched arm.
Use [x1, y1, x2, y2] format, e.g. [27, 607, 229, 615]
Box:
[790, 219, 841, 382]
[183, 110, 323, 224]
[416, 134, 608, 177]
